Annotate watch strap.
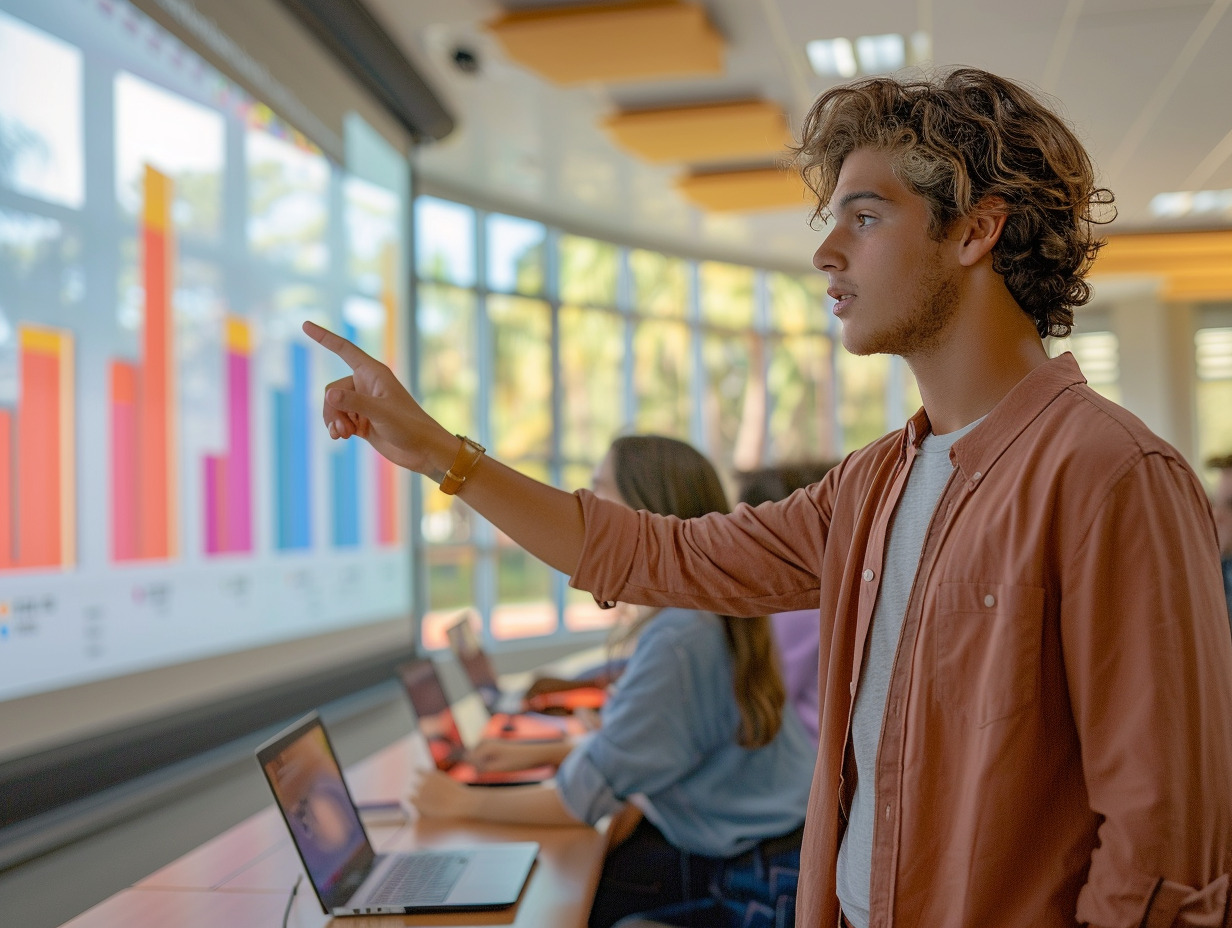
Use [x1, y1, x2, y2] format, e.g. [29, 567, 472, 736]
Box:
[439, 435, 486, 495]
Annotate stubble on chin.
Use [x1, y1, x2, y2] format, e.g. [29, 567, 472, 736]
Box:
[846, 261, 961, 358]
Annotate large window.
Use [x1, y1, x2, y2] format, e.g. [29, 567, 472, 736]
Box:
[1196, 325, 1232, 485]
[410, 197, 926, 648]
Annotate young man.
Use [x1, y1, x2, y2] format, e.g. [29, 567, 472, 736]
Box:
[304, 68, 1232, 928]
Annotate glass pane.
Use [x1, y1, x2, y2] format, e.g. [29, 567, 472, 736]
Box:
[700, 261, 755, 329]
[560, 234, 618, 307]
[766, 334, 835, 462]
[247, 128, 329, 273]
[0, 210, 82, 325]
[1051, 330, 1120, 403]
[630, 249, 688, 318]
[418, 284, 478, 433]
[415, 196, 475, 286]
[566, 585, 617, 631]
[562, 462, 599, 495]
[1196, 327, 1232, 486]
[421, 545, 476, 650]
[492, 548, 557, 641]
[487, 213, 545, 295]
[117, 71, 224, 239]
[769, 272, 828, 334]
[561, 306, 625, 462]
[0, 11, 83, 208]
[345, 176, 401, 297]
[903, 365, 923, 418]
[701, 331, 762, 473]
[632, 318, 693, 439]
[490, 295, 552, 461]
[837, 350, 889, 454]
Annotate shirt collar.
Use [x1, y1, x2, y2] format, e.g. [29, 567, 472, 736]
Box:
[901, 352, 1088, 478]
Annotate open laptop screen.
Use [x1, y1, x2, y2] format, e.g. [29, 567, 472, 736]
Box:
[259, 716, 374, 910]
[445, 614, 502, 714]
[397, 659, 468, 770]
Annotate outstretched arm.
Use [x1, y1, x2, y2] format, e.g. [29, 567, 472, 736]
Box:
[302, 321, 585, 575]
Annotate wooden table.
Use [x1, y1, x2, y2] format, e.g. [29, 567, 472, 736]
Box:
[61, 734, 609, 928]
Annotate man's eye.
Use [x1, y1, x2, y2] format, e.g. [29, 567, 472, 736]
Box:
[856, 214, 874, 226]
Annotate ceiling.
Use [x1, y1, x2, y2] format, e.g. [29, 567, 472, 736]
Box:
[363, 0, 1232, 275]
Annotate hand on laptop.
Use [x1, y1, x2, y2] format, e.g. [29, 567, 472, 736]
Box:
[469, 738, 573, 773]
[407, 768, 479, 820]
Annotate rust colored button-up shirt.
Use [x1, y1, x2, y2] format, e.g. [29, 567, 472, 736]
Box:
[571, 354, 1232, 928]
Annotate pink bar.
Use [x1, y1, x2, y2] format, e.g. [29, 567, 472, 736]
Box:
[204, 455, 221, 555]
[226, 350, 252, 553]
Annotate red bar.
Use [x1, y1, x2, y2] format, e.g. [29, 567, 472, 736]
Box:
[110, 361, 139, 560]
[17, 339, 61, 568]
[140, 224, 170, 558]
[0, 409, 11, 569]
[376, 456, 398, 545]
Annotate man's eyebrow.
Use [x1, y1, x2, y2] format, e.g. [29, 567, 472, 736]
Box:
[835, 190, 891, 211]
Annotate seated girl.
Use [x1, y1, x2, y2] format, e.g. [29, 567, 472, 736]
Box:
[407, 435, 816, 928]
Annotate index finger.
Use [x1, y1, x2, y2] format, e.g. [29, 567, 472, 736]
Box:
[302, 320, 374, 370]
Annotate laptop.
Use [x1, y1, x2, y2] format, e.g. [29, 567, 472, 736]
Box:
[444, 613, 607, 724]
[396, 658, 558, 786]
[256, 712, 538, 916]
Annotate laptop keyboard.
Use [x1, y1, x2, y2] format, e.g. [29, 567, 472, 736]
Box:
[368, 851, 469, 906]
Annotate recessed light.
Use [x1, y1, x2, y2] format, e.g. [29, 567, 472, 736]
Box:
[855, 33, 904, 73]
[1149, 189, 1232, 219]
[806, 38, 857, 78]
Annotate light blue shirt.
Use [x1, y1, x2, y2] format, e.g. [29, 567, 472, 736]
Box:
[555, 607, 816, 858]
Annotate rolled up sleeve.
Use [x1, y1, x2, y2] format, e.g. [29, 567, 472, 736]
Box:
[569, 484, 833, 617]
[555, 739, 624, 826]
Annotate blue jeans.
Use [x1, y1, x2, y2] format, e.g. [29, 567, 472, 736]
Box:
[591, 818, 800, 928]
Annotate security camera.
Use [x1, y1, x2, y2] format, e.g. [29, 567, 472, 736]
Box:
[451, 47, 480, 74]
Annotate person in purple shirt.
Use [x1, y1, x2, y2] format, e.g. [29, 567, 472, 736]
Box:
[736, 462, 838, 745]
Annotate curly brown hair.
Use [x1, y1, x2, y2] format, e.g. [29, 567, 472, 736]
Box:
[790, 67, 1115, 338]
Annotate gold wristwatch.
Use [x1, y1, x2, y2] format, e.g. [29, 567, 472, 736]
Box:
[438, 435, 486, 495]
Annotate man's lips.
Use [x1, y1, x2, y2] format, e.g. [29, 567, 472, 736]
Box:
[828, 287, 855, 314]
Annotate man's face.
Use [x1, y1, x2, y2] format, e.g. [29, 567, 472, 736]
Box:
[1213, 469, 1232, 558]
[812, 147, 963, 359]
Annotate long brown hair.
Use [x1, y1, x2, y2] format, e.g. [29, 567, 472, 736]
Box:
[605, 435, 786, 749]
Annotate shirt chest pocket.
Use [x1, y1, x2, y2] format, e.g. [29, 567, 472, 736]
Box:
[931, 581, 1046, 727]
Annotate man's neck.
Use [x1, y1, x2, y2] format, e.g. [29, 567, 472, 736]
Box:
[908, 289, 1050, 436]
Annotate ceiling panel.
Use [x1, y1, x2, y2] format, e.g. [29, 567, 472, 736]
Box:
[367, 0, 1232, 268]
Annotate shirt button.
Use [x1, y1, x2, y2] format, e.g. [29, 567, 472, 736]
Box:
[862, 568, 875, 581]
[885, 803, 891, 821]
[984, 594, 996, 608]
[972, 471, 982, 481]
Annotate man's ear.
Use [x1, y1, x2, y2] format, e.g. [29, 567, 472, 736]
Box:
[955, 197, 1008, 267]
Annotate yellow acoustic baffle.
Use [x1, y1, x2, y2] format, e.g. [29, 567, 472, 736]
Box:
[676, 166, 809, 213]
[603, 100, 791, 164]
[1092, 230, 1232, 302]
[486, 0, 724, 85]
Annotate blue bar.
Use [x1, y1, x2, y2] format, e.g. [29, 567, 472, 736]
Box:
[274, 343, 312, 550]
[331, 441, 359, 547]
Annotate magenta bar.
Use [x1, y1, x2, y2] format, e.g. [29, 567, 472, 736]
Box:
[226, 349, 252, 553]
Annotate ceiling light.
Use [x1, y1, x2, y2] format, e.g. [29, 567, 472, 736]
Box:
[855, 33, 904, 74]
[806, 38, 857, 78]
[1149, 189, 1232, 219]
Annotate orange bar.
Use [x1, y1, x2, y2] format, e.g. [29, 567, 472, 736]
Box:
[140, 166, 176, 559]
[59, 333, 75, 566]
[0, 408, 11, 569]
[17, 328, 63, 567]
[111, 361, 139, 561]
